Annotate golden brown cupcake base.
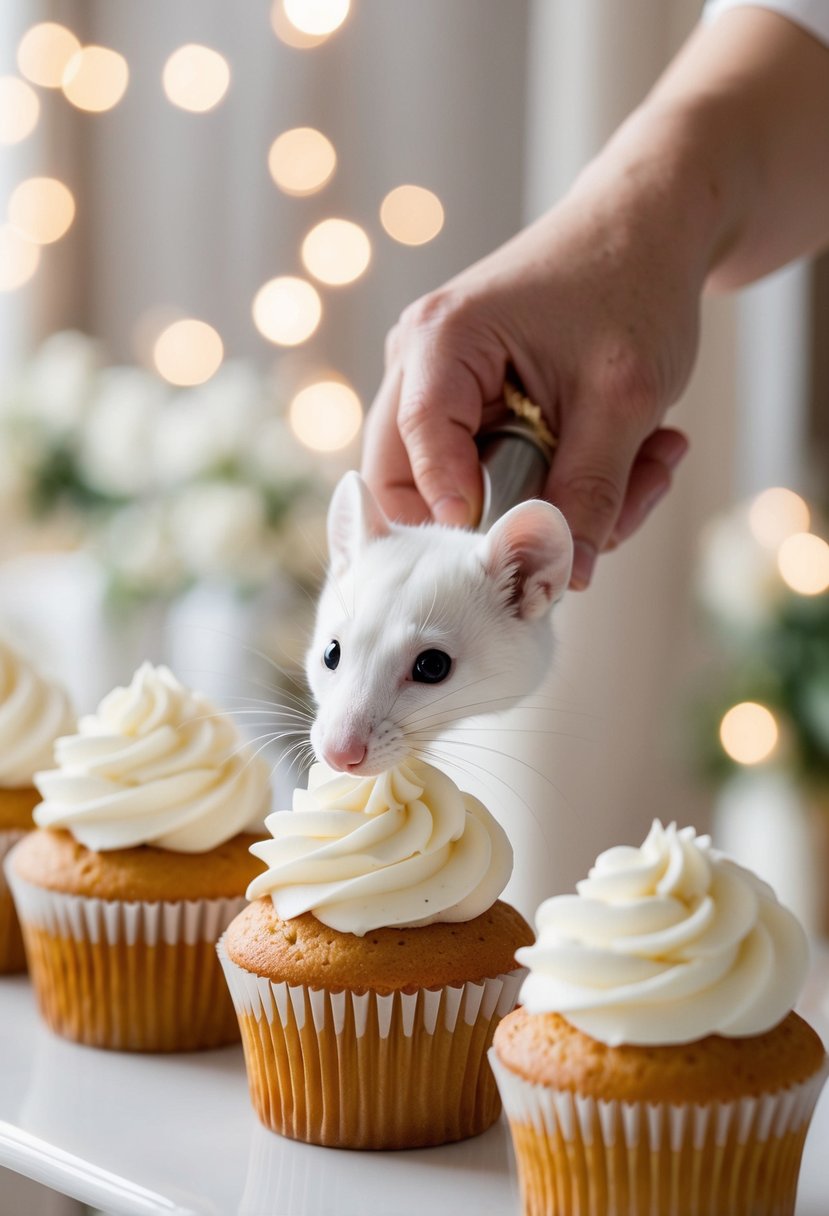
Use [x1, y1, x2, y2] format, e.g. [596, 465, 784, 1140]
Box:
[12, 828, 264, 901]
[224, 897, 533, 993]
[25, 927, 238, 1051]
[494, 1008, 826, 1104]
[220, 898, 533, 1149]
[0, 883, 26, 973]
[0, 786, 40, 831]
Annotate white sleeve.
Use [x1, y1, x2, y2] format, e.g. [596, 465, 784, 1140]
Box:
[704, 0, 829, 45]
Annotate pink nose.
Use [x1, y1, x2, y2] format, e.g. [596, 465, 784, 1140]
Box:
[323, 740, 367, 772]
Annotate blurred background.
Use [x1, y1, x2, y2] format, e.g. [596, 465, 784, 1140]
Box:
[0, 0, 827, 934]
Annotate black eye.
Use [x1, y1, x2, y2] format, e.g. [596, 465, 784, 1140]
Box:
[412, 649, 452, 684]
[323, 640, 340, 670]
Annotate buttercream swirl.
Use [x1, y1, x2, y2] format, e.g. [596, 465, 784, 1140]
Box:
[517, 820, 809, 1046]
[0, 640, 74, 786]
[34, 662, 270, 852]
[246, 758, 513, 936]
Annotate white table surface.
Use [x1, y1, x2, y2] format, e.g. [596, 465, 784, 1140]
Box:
[1, 952, 828, 1216]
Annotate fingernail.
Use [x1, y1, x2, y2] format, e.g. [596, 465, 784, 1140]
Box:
[570, 540, 596, 591]
[433, 494, 472, 527]
[642, 483, 669, 516]
[663, 438, 688, 470]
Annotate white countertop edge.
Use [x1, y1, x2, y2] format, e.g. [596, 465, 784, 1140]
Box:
[0, 1122, 198, 1216]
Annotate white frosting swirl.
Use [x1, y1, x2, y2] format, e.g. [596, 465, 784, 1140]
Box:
[246, 758, 513, 936]
[34, 662, 270, 852]
[0, 640, 74, 786]
[517, 820, 809, 1046]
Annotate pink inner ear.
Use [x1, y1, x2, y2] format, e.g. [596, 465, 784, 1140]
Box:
[481, 501, 573, 620]
[327, 471, 391, 572]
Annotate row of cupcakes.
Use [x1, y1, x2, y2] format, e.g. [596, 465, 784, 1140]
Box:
[1, 639, 827, 1214]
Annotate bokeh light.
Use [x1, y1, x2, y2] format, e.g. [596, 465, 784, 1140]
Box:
[283, 0, 350, 37]
[153, 319, 224, 386]
[270, 2, 329, 48]
[268, 127, 336, 196]
[0, 225, 41, 292]
[720, 702, 779, 766]
[8, 178, 75, 245]
[252, 276, 322, 346]
[0, 77, 40, 145]
[289, 380, 362, 451]
[748, 487, 810, 550]
[777, 532, 829, 596]
[380, 184, 444, 245]
[301, 218, 370, 286]
[62, 46, 129, 113]
[163, 44, 230, 113]
[17, 23, 80, 88]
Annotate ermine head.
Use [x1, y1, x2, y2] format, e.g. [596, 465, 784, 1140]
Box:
[306, 471, 573, 775]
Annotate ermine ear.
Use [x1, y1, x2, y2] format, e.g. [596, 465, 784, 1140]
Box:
[479, 500, 573, 620]
[327, 471, 392, 575]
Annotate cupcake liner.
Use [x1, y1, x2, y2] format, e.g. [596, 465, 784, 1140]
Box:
[490, 1049, 829, 1216]
[0, 829, 29, 973]
[5, 853, 247, 1051]
[218, 936, 525, 1150]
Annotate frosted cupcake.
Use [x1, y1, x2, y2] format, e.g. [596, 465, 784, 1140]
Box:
[219, 758, 532, 1149]
[491, 821, 828, 1216]
[6, 662, 270, 1051]
[0, 639, 73, 974]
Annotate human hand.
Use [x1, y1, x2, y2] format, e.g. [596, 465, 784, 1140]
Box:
[362, 143, 708, 590]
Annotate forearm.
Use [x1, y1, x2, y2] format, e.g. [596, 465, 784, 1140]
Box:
[567, 6, 829, 294]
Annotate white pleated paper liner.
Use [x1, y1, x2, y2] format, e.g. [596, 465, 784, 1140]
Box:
[218, 935, 526, 1148]
[4, 855, 247, 946]
[218, 936, 524, 1038]
[4, 846, 248, 1050]
[490, 1047, 829, 1216]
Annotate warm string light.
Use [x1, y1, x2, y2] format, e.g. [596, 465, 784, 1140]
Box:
[269, 127, 336, 196]
[153, 319, 224, 386]
[720, 702, 779, 766]
[777, 532, 829, 596]
[17, 23, 80, 88]
[252, 276, 322, 346]
[380, 184, 444, 245]
[163, 44, 230, 112]
[62, 45, 129, 113]
[301, 218, 370, 286]
[748, 487, 810, 549]
[0, 224, 41, 291]
[8, 177, 75, 245]
[281, 0, 350, 39]
[289, 379, 362, 451]
[0, 77, 40, 144]
[270, 2, 329, 48]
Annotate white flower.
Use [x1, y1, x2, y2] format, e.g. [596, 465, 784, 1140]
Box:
[99, 501, 186, 595]
[22, 330, 103, 434]
[154, 361, 265, 486]
[248, 416, 317, 484]
[78, 367, 168, 497]
[169, 481, 276, 583]
[697, 506, 784, 632]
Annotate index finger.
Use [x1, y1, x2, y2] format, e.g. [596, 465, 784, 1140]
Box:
[361, 364, 432, 524]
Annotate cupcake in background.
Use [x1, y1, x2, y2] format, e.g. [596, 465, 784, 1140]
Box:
[219, 757, 533, 1149]
[6, 661, 270, 1050]
[491, 821, 828, 1216]
[0, 638, 74, 974]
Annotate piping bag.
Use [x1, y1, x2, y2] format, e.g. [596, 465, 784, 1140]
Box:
[475, 379, 557, 530]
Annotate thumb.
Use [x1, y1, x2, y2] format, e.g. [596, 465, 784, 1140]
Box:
[397, 341, 492, 528]
[544, 404, 643, 590]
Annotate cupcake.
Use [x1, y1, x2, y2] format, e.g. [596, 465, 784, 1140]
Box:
[5, 662, 270, 1051]
[218, 758, 533, 1149]
[491, 820, 828, 1216]
[0, 638, 73, 974]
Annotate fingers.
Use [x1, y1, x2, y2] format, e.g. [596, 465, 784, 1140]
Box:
[544, 401, 644, 590]
[362, 365, 432, 524]
[607, 428, 689, 548]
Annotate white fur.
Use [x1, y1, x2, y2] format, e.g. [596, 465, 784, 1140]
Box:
[307, 472, 573, 775]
